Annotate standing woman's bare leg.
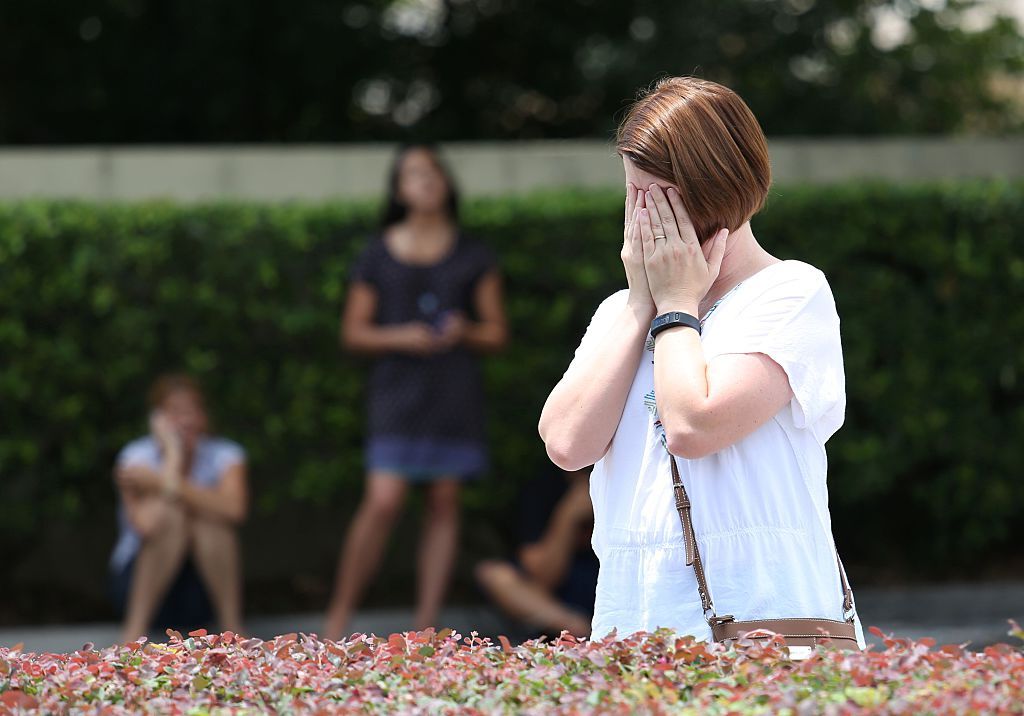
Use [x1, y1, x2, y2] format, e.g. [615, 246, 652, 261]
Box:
[189, 517, 244, 634]
[414, 478, 460, 630]
[324, 472, 408, 640]
[120, 502, 189, 642]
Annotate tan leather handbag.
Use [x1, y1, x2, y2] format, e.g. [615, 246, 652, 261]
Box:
[668, 454, 860, 650]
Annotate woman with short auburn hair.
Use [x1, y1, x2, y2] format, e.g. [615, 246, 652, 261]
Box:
[539, 77, 865, 646]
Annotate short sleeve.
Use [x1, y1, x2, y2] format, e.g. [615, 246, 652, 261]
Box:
[115, 437, 159, 469]
[212, 439, 246, 475]
[348, 239, 381, 287]
[464, 239, 499, 287]
[712, 271, 846, 441]
[563, 290, 629, 377]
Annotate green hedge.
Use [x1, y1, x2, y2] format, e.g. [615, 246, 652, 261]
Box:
[1, 183, 1022, 591]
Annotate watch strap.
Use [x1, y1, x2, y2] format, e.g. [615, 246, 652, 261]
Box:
[650, 311, 701, 338]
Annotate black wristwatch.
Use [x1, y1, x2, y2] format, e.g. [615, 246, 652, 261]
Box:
[650, 311, 701, 338]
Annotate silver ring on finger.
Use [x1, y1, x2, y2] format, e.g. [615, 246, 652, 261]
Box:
[654, 234, 668, 241]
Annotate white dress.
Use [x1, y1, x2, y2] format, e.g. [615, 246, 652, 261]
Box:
[572, 260, 865, 646]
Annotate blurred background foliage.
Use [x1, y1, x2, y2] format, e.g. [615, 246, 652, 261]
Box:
[1, 182, 1022, 622]
[0, 0, 1021, 143]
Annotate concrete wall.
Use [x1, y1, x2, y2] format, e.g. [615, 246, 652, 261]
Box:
[0, 138, 1021, 202]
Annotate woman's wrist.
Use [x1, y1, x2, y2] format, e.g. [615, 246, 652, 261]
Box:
[654, 297, 700, 317]
[626, 298, 657, 324]
[161, 477, 182, 501]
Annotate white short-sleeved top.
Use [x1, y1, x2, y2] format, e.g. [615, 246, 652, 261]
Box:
[574, 260, 865, 647]
[109, 435, 246, 572]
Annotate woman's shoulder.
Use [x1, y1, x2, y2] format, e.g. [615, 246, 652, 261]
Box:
[588, 289, 630, 323]
[357, 233, 388, 257]
[349, 234, 388, 283]
[448, 233, 499, 281]
[762, 259, 827, 285]
[740, 259, 832, 304]
[117, 436, 159, 465]
[204, 436, 246, 461]
[599, 288, 631, 309]
[454, 233, 497, 263]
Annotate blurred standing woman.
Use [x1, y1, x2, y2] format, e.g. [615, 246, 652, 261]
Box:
[325, 144, 508, 639]
[111, 374, 248, 642]
[540, 78, 865, 648]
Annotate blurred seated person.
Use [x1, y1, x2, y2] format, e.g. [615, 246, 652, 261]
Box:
[110, 374, 248, 642]
[475, 468, 597, 638]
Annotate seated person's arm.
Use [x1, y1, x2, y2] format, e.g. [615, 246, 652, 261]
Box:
[117, 456, 247, 525]
[117, 465, 173, 536]
[177, 462, 249, 525]
[519, 473, 593, 590]
[115, 460, 184, 536]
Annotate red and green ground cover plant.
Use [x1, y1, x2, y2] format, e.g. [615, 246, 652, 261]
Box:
[2, 623, 1022, 714]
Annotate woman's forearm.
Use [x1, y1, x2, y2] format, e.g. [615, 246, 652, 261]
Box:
[539, 302, 651, 470]
[461, 319, 508, 353]
[342, 323, 419, 355]
[179, 482, 247, 524]
[652, 319, 711, 457]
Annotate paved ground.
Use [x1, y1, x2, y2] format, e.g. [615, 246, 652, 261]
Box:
[2, 582, 1021, 655]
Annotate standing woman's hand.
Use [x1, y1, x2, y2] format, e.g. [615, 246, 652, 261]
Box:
[397, 322, 442, 356]
[622, 183, 655, 318]
[639, 184, 728, 314]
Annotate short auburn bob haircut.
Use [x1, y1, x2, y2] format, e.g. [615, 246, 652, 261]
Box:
[616, 77, 771, 245]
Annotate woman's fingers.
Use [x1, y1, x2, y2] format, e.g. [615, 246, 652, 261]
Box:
[702, 233, 715, 260]
[639, 207, 657, 259]
[666, 187, 699, 246]
[709, 229, 729, 278]
[644, 189, 668, 247]
[646, 185, 680, 244]
[624, 182, 636, 228]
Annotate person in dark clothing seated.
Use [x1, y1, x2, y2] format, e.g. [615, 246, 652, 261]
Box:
[475, 468, 597, 638]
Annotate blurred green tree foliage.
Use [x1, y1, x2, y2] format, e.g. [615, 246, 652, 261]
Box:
[0, 0, 1020, 143]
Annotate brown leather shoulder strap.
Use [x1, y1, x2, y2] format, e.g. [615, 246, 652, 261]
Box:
[668, 452, 854, 624]
[669, 455, 715, 618]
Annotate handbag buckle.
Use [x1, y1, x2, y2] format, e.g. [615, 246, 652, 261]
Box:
[707, 613, 735, 627]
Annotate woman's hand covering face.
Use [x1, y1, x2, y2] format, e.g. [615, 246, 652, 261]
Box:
[637, 183, 729, 314]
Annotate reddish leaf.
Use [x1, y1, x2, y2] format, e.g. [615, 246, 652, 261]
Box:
[1, 691, 38, 708]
